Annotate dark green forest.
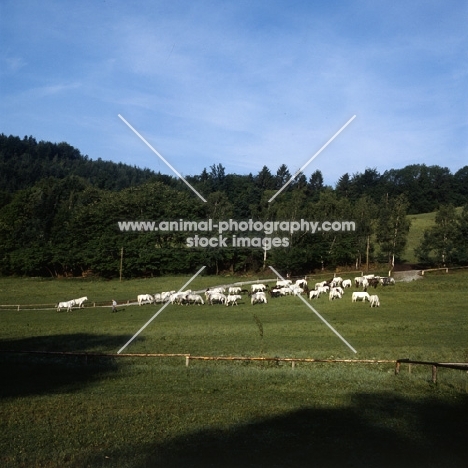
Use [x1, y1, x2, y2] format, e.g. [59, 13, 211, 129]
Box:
[1, 134, 467, 277]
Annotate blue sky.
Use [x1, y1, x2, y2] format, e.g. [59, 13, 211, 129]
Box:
[1, 0, 467, 186]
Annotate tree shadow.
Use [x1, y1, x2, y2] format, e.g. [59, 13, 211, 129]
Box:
[0, 333, 138, 399]
[78, 392, 467, 468]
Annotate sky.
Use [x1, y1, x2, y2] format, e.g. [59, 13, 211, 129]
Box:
[1, 0, 467, 187]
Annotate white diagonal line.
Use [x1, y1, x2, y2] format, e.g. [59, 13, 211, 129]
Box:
[268, 115, 356, 203]
[269, 266, 357, 354]
[117, 266, 206, 354]
[118, 114, 207, 203]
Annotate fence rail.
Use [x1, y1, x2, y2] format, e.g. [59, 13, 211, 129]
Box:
[2, 350, 467, 384]
[0, 301, 131, 311]
[0, 278, 280, 311]
[395, 358, 468, 383]
[0, 349, 394, 368]
[421, 265, 468, 275]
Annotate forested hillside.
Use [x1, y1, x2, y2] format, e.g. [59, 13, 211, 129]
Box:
[0, 134, 176, 197]
[1, 134, 467, 277]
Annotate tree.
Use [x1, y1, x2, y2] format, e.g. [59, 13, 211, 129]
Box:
[307, 170, 324, 201]
[335, 173, 350, 198]
[255, 166, 275, 190]
[453, 166, 468, 204]
[375, 194, 411, 270]
[382, 165, 431, 213]
[309, 170, 324, 191]
[349, 168, 382, 202]
[205, 191, 233, 220]
[209, 163, 226, 191]
[275, 164, 291, 190]
[351, 196, 377, 270]
[415, 204, 460, 266]
[454, 204, 468, 264]
[293, 172, 308, 191]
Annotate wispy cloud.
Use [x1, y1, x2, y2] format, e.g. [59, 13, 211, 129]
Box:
[2, 56, 27, 73]
[2, 81, 82, 105]
[1, 0, 466, 185]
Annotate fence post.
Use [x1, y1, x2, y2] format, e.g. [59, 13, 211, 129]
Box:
[395, 361, 400, 375]
[185, 355, 190, 367]
[432, 365, 438, 383]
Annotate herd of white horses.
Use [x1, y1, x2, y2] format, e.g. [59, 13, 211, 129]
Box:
[134, 274, 394, 308]
[56, 274, 395, 312]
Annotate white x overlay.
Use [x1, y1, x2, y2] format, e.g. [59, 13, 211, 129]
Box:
[269, 266, 357, 354]
[117, 113, 357, 353]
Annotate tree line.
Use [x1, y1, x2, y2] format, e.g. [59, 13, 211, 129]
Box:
[0, 134, 467, 277]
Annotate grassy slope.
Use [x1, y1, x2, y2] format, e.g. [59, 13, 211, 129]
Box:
[403, 207, 463, 264]
[1, 272, 467, 467]
[404, 212, 436, 263]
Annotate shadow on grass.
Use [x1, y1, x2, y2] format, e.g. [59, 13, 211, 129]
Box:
[0, 333, 138, 399]
[81, 392, 467, 468]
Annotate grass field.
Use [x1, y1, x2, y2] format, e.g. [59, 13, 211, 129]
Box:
[1, 271, 467, 467]
[403, 207, 463, 264]
[404, 211, 436, 264]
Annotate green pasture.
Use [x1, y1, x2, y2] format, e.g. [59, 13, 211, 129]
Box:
[403, 206, 463, 264]
[1, 271, 467, 467]
[404, 211, 436, 263]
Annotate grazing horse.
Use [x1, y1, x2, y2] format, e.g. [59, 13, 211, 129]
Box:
[57, 299, 75, 312]
[137, 294, 153, 306]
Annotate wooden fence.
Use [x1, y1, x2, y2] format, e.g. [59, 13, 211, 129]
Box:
[0, 278, 281, 311]
[420, 265, 468, 275]
[395, 358, 468, 383]
[2, 351, 467, 384]
[0, 300, 134, 311]
[0, 349, 394, 368]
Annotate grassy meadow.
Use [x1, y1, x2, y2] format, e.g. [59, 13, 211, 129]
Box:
[403, 206, 463, 264]
[1, 271, 467, 467]
[404, 211, 436, 264]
